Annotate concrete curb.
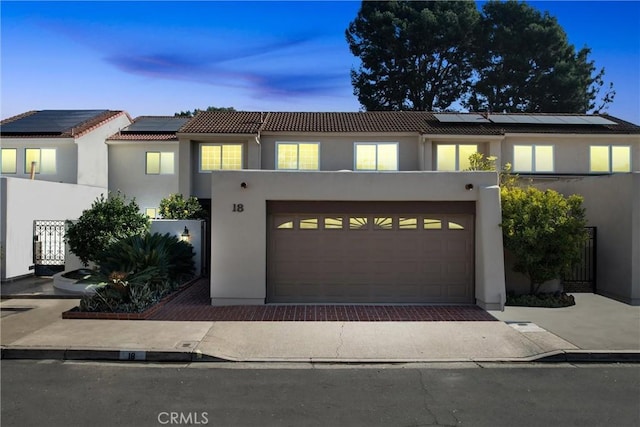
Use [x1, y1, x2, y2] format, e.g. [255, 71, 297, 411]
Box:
[2, 346, 639, 364]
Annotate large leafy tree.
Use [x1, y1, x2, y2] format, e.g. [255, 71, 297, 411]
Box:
[466, 0, 615, 113]
[174, 106, 236, 118]
[346, 0, 480, 111]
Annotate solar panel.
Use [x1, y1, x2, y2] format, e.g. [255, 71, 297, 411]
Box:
[123, 117, 190, 133]
[1, 110, 108, 134]
[487, 114, 618, 126]
[434, 113, 490, 123]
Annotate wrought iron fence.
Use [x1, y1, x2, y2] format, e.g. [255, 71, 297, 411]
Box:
[33, 220, 66, 275]
[562, 226, 596, 292]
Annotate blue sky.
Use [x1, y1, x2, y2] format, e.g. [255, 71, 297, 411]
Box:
[1, 1, 639, 123]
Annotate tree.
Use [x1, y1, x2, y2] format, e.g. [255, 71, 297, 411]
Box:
[346, 0, 480, 111]
[65, 192, 149, 266]
[466, 0, 615, 113]
[174, 106, 236, 118]
[158, 194, 206, 220]
[500, 186, 587, 295]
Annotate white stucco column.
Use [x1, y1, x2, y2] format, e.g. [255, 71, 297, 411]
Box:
[475, 185, 506, 310]
[178, 139, 192, 196]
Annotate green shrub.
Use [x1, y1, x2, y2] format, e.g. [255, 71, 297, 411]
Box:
[65, 191, 149, 266]
[159, 194, 206, 219]
[506, 292, 576, 308]
[501, 186, 588, 295]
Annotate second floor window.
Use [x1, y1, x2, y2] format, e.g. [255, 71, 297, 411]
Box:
[25, 148, 56, 174]
[590, 145, 631, 173]
[436, 144, 478, 171]
[200, 144, 243, 171]
[513, 145, 554, 173]
[276, 142, 319, 170]
[146, 152, 175, 175]
[1, 148, 17, 174]
[354, 143, 398, 171]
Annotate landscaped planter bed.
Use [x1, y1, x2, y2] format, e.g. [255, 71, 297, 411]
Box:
[62, 278, 199, 320]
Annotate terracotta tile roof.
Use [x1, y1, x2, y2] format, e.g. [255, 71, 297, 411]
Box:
[179, 111, 265, 134]
[177, 111, 640, 135]
[1, 110, 130, 138]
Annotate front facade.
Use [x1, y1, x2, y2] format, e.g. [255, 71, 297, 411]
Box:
[2, 110, 639, 305]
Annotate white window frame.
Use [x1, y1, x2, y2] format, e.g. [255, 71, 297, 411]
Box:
[199, 144, 244, 172]
[145, 151, 175, 175]
[353, 142, 399, 171]
[1, 148, 17, 174]
[275, 142, 320, 170]
[512, 144, 555, 173]
[589, 145, 631, 173]
[435, 144, 479, 171]
[24, 148, 56, 174]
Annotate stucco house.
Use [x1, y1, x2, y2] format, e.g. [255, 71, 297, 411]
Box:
[2, 109, 639, 307]
[0, 110, 132, 279]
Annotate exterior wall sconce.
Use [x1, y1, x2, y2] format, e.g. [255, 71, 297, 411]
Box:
[180, 226, 191, 242]
[465, 183, 474, 191]
[241, 182, 248, 189]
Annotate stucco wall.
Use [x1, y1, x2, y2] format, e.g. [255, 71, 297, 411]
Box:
[108, 142, 179, 214]
[501, 134, 639, 174]
[537, 173, 639, 304]
[76, 113, 131, 188]
[209, 170, 505, 309]
[0, 137, 77, 183]
[259, 134, 421, 171]
[0, 177, 105, 280]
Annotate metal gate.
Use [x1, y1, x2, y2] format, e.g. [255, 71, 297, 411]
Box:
[33, 220, 66, 276]
[563, 227, 597, 292]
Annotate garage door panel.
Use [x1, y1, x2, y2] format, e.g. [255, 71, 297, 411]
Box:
[268, 204, 474, 304]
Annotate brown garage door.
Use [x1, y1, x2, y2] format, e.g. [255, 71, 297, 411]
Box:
[267, 201, 475, 304]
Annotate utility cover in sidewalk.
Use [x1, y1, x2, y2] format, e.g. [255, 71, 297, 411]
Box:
[507, 322, 547, 333]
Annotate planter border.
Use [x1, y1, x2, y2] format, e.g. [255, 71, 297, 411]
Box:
[61, 277, 201, 320]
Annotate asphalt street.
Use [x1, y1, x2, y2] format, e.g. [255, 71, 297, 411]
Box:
[2, 360, 639, 427]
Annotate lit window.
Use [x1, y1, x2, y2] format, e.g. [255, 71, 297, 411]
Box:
[398, 217, 417, 230]
[200, 144, 243, 171]
[590, 146, 631, 173]
[373, 217, 393, 230]
[424, 218, 442, 230]
[146, 152, 174, 175]
[436, 144, 478, 171]
[1, 148, 17, 174]
[354, 143, 398, 171]
[276, 142, 319, 170]
[299, 218, 319, 229]
[145, 208, 157, 218]
[349, 217, 368, 229]
[24, 148, 56, 174]
[513, 145, 554, 172]
[324, 217, 343, 229]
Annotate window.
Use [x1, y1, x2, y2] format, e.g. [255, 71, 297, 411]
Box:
[354, 143, 398, 171]
[200, 144, 243, 171]
[146, 152, 174, 175]
[513, 145, 554, 172]
[145, 208, 157, 218]
[590, 146, 631, 173]
[1, 148, 17, 174]
[24, 148, 56, 174]
[276, 142, 319, 170]
[436, 144, 478, 171]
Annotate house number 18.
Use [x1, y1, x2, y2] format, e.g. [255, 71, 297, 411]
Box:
[233, 204, 244, 212]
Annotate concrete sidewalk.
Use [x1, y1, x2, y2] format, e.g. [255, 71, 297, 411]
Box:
[1, 291, 638, 363]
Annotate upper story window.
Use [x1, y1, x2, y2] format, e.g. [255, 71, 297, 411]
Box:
[590, 145, 631, 173]
[354, 143, 398, 171]
[276, 142, 319, 170]
[25, 148, 56, 174]
[513, 145, 554, 173]
[436, 144, 478, 171]
[1, 148, 17, 174]
[146, 152, 175, 175]
[200, 144, 243, 171]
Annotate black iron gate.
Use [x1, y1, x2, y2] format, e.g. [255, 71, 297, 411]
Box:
[33, 220, 66, 276]
[563, 227, 597, 293]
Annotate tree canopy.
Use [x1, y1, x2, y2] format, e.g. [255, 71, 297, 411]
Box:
[346, 0, 614, 113]
[174, 106, 236, 118]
